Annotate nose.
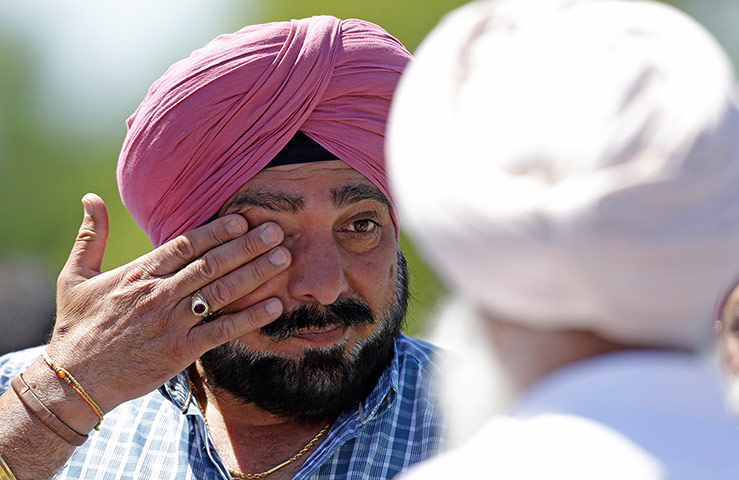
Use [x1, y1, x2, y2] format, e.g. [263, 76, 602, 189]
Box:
[286, 232, 349, 305]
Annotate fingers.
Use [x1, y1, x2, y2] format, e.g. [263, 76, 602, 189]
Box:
[144, 214, 249, 276]
[198, 245, 291, 313]
[170, 222, 290, 303]
[61, 193, 110, 283]
[189, 298, 284, 352]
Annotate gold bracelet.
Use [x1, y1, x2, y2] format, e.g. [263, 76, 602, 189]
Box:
[11, 375, 88, 447]
[0, 453, 18, 480]
[42, 352, 104, 430]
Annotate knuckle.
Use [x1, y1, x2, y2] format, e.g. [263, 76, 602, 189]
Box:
[76, 225, 95, 243]
[237, 232, 266, 261]
[250, 259, 274, 283]
[242, 307, 267, 329]
[136, 256, 160, 277]
[170, 236, 195, 262]
[206, 222, 227, 245]
[193, 256, 218, 282]
[207, 280, 234, 308]
[111, 279, 165, 320]
[134, 292, 159, 319]
[121, 264, 146, 284]
[124, 281, 159, 311]
[208, 319, 236, 346]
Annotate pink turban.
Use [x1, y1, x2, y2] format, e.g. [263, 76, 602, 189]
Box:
[117, 16, 410, 247]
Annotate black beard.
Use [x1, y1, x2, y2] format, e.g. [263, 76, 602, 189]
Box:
[198, 251, 409, 423]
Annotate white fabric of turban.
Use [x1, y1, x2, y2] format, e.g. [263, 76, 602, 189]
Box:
[388, 0, 739, 350]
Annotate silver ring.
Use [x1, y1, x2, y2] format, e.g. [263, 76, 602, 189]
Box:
[191, 290, 211, 318]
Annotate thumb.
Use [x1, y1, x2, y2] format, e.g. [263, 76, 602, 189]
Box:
[62, 193, 110, 282]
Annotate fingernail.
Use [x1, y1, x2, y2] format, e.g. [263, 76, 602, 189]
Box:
[226, 217, 246, 236]
[81, 196, 93, 218]
[269, 248, 287, 266]
[266, 298, 282, 315]
[260, 224, 279, 245]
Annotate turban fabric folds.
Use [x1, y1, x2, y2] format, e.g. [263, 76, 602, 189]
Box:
[117, 16, 410, 247]
[388, 0, 739, 350]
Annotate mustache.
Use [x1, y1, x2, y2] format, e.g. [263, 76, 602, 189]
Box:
[259, 298, 375, 341]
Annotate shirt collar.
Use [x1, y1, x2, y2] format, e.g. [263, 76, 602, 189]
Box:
[160, 370, 192, 412]
[356, 344, 399, 425]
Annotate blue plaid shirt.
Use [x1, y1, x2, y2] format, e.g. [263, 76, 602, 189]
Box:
[0, 334, 442, 479]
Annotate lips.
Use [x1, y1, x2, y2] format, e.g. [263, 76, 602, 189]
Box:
[290, 325, 348, 346]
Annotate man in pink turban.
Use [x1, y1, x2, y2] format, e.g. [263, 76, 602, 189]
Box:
[0, 17, 441, 480]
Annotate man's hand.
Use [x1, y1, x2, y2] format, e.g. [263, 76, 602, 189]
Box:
[49, 193, 291, 416]
[0, 193, 291, 479]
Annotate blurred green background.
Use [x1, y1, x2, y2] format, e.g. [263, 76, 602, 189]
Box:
[0, 0, 736, 354]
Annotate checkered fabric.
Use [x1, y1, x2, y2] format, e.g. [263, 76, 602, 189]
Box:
[0, 334, 442, 479]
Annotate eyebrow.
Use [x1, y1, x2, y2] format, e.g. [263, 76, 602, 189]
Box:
[226, 191, 305, 214]
[332, 183, 389, 209]
[225, 181, 389, 215]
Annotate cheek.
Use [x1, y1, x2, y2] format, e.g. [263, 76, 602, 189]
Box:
[345, 246, 398, 311]
[220, 236, 399, 316]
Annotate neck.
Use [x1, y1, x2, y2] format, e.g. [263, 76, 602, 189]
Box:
[189, 363, 332, 479]
[482, 314, 630, 396]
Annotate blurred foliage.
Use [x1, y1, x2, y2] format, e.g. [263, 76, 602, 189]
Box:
[0, 27, 151, 273]
[255, 0, 469, 52]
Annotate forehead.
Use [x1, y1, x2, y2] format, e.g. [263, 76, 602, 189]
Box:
[219, 160, 385, 213]
[248, 160, 365, 186]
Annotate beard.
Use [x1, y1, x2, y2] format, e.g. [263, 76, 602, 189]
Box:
[199, 251, 409, 423]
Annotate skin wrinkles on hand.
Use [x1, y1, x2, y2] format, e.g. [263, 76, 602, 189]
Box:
[0, 193, 292, 480]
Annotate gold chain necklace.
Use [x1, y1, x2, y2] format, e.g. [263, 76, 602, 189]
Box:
[189, 382, 330, 479]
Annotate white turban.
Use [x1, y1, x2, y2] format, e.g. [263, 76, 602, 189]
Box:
[388, 0, 739, 350]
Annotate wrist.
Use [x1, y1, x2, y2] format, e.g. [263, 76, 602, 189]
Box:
[0, 453, 17, 480]
[20, 358, 101, 436]
[10, 375, 88, 446]
[41, 352, 104, 430]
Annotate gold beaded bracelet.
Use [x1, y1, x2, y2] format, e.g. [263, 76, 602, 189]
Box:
[42, 352, 104, 430]
[0, 453, 17, 480]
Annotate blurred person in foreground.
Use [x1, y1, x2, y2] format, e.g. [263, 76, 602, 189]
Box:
[0, 16, 442, 480]
[715, 282, 739, 416]
[387, 0, 739, 477]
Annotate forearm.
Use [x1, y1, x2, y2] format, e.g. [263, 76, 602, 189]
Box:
[0, 358, 101, 480]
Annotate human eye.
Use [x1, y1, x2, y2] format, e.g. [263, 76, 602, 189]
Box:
[346, 219, 378, 234]
[337, 210, 385, 253]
